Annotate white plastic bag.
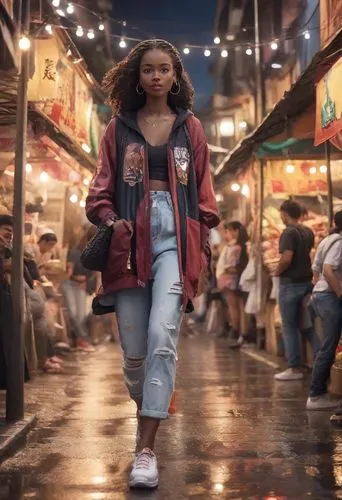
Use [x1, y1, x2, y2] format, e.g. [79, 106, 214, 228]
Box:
[239, 258, 256, 292]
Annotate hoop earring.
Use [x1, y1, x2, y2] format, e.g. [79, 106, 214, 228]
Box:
[136, 83, 145, 95]
[170, 81, 180, 95]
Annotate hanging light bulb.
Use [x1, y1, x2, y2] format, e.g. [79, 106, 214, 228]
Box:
[52, 0, 60, 6]
[231, 183, 240, 192]
[87, 29, 95, 40]
[204, 49, 211, 57]
[83, 178, 90, 186]
[56, 8, 65, 16]
[76, 25, 84, 37]
[66, 2, 74, 14]
[304, 30, 310, 40]
[99, 22, 105, 31]
[25, 163, 32, 174]
[39, 171, 49, 183]
[246, 47, 253, 56]
[309, 166, 317, 175]
[221, 49, 228, 58]
[183, 47, 190, 55]
[285, 164, 295, 174]
[271, 41, 278, 50]
[79, 199, 86, 208]
[319, 164, 327, 174]
[214, 36, 220, 44]
[19, 35, 31, 51]
[119, 38, 127, 48]
[45, 24, 52, 35]
[82, 143, 91, 153]
[69, 193, 79, 204]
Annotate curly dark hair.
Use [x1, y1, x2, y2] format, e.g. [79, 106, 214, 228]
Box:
[102, 39, 195, 114]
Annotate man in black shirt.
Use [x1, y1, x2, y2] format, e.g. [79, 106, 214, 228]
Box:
[274, 200, 320, 381]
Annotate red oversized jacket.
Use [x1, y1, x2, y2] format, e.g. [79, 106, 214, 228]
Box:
[86, 108, 220, 313]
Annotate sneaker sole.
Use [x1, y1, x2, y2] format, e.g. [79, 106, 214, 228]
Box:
[129, 478, 158, 489]
[274, 376, 304, 381]
[307, 403, 341, 411]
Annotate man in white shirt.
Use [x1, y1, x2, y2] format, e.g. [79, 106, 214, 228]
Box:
[306, 210, 342, 410]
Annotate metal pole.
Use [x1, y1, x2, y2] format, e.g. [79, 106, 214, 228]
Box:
[256, 158, 265, 313]
[6, 0, 30, 421]
[325, 141, 333, 227]
[254, 0, 263, 125]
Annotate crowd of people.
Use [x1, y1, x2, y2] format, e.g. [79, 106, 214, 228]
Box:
[192, 199, 342, 421]
[0, 214, 115, 386]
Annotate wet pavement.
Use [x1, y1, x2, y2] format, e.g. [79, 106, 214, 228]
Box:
[1, 336, 342, 499]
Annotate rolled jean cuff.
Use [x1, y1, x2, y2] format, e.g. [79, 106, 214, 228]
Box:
[140, 409, 169, 420]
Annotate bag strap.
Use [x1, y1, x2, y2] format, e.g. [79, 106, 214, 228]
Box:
[322, 235, 342, 265]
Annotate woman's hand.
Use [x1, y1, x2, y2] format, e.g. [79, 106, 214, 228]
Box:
[112, 219, 133, 235]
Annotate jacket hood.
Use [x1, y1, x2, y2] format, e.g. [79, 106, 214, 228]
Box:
[117, 108, 193, 137]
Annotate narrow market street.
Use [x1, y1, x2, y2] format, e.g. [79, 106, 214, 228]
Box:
[1, 335, 341, 500]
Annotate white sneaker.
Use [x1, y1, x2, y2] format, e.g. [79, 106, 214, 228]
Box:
[129, 448, 158, 489]
[274, 368, 304, 381]
[306, 394, 341, 411]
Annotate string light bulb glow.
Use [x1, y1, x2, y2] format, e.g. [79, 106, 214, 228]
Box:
[231, 183, 241, 192]
[56, 9, 65, 16]
[319, 164, 327, 174]
[204, 49, 211, 57]
[80, 200, 86, 208]
[221, 49, 228, 58]
[66, 3, 74, 14]
[19, 35, 31, 51]
[309, 166, 317, 175]
[304, 31, 310, 40]
[25, 163, 32, 174]
[52, 0, 60, 6]
[82, 143, 91, 153]
[45, 24, 53, 35]
[83, 178, 90, 186]
[285, 164, 295, 174]
[119, 38, 127, 48]
[271, 41, 278, 50]
[39, 171, 49, 183]
[87, 29, 95, 40]
[183, 47, 190, 55]
[99, 22, 105, 31]
[76, 25, 84, 37]
[246, 48, 253, 55]
[69, 193, 79, 204]
[214, 36, 220, 44]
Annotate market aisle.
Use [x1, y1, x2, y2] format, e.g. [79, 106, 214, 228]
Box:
[0, 336, 341, 500]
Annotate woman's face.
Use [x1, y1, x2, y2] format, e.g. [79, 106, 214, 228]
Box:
[139, 49, 176, 98]
[225, 227, 238, 242]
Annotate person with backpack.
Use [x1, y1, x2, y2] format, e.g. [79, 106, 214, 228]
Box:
[216, 221, 248, 347]
[274, 200, 320, 381]
[306, 210, 342, 410]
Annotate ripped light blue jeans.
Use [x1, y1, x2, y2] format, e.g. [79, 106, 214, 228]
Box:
[114, 191, 183, 419]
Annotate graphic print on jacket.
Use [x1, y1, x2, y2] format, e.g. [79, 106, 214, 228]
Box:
[123, 143, 144, 186]
[174, 146, 190, 185]
[85, 109, 220, 313]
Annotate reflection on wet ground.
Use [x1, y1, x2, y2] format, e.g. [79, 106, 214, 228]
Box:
[1, 337, 342, 499]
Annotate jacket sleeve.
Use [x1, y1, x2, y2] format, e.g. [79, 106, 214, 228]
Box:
[189, 116, 220, 230]
[86, 119, 118, 226]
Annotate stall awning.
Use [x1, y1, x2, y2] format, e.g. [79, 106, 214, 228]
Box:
[215, 28, 342, 180]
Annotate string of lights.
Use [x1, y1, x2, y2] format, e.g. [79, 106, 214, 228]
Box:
[19, 0, 319, 57]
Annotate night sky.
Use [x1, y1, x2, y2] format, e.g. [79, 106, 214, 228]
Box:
[112, 0, 217, 110]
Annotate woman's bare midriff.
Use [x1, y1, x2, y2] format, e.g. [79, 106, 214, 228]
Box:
[149, 180, 170, 192]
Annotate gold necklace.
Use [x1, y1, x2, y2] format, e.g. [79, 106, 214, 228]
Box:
[143, 115, 174, 128]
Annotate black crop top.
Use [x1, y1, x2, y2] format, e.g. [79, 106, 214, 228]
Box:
[148, 143, 169, 182]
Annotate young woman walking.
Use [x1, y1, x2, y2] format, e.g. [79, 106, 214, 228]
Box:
[86, 39, 219, 488]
